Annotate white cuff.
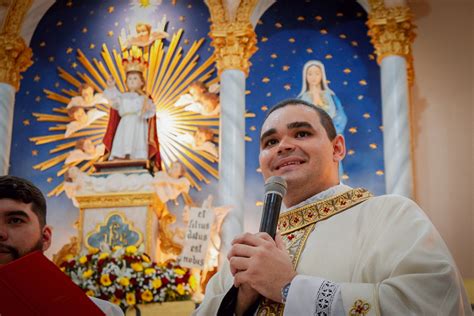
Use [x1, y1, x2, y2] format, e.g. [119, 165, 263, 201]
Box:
[283, 275, 343, 316]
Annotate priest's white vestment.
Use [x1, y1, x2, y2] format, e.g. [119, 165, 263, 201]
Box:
[194, 185, 471, 315]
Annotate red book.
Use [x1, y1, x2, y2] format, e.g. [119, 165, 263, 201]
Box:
[0, 251, 104, 316]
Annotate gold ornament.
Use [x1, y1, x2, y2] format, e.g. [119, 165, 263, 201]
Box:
[0, 0, 34, 90]
[157, 207, 183, 256]
[205, 0, 259, 76]
[367, 1, 416, 84]
[75, 191, 181, 259]
[368, 0, 384, 12]
[52, 236, 80, 267]
[0, 34, 33, 90]
[75, 192, 162, 209]
[1, 0, 33, 34]
[76, 192, 162, 256]
[122, 46, 148, 73]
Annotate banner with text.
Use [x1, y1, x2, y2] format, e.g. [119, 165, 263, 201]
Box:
[179, 207, 214, 269]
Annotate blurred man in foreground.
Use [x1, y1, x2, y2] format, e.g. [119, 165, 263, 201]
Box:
[0, 175, 123, 316]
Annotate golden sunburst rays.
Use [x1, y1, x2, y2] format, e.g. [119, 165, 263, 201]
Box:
[30, 29, 220, 197]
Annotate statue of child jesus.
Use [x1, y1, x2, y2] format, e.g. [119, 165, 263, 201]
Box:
[103, 56, 161, 169]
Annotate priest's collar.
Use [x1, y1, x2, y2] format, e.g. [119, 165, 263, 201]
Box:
[282, 183, 353, 213]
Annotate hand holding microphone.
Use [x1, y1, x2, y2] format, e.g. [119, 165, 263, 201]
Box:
[218, 177, 295, 315]
[230, 176, 288, 278]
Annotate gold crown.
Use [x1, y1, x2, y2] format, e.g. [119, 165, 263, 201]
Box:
[122, 55, 148, 73]
[122, 46, 148, 73]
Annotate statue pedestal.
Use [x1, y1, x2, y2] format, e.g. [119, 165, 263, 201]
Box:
[76, 191, 163, 260]
[70, 166, 183, 262]
[93, 159, 149, 173]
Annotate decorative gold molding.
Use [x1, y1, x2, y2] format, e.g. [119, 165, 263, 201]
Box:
[146, 206, 154, 256]
[78, 205, 85, 252]
[1, 0, 32, 34]
[76, 191, 181, 259]
[77, 192, 164, 254]
[75, 191, 163, 210]
[0, 34, 33, 90]
[367, 0, 416, 84]
[368, 0, 384, 12]
[205, 0, 259, 75]
[0, 1, 12, 8]
[158, 207, 183, 256]
[52, 236, 80, 266]
[0, 0, 33, 90]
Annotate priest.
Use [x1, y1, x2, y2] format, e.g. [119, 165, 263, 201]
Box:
[194, 99, 471, 315]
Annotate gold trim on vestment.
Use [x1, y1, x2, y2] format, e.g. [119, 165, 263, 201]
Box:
[286, 224, 315, 267]
[256, 188, 373, 316]
[278, 188, 372, 235]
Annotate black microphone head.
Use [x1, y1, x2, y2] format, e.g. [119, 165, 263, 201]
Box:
[264, 176, 287, 197]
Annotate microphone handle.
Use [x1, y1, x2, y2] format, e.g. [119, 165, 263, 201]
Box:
[217, 192, 283, 315]
[259, 193, 283, 239]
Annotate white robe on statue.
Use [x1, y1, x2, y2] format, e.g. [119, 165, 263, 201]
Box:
[104, 87, 155, 160]
[194, 184, 472, 316]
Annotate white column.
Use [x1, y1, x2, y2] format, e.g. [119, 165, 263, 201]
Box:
[218, 69, 246, 262]
[0, 83, 16, 175]
[380, 56, 413, 198]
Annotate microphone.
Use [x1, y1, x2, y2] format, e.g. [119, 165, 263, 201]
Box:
[217, 176, 287, 316]
[259, 176, 287, 239]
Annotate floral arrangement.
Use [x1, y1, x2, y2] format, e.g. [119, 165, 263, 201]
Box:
[60, 244, 196, 309]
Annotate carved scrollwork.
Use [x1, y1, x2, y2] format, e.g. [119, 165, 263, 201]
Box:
[205, 0, 259, 75]
[367, 1, 416, 84]
[0, 34, 33, 90]
[158, 208, 183, 256]
[0, 0, 33, 90]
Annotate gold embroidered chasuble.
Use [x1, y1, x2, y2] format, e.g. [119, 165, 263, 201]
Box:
[256, 188, 373, 316]
[193, 187, 471, 316]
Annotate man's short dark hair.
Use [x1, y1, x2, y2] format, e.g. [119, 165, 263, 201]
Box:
[264, 99, 337, 140]
[0, 176, 47, 227]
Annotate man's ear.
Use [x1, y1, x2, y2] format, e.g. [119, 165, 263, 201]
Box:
[332, 134, 346, 162]
[41, 225, 52, 252]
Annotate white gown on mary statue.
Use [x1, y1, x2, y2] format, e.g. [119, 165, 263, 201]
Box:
[104, 87, 155, 160]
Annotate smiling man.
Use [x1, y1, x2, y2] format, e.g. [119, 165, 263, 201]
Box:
[194, 99, 471, 315]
